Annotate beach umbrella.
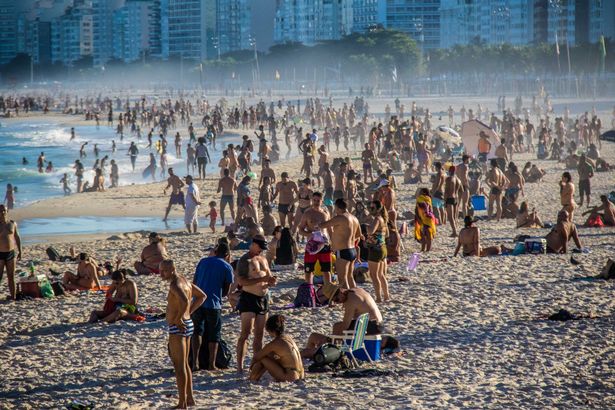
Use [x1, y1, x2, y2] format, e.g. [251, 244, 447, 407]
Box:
[434, 126, 461, 144]
[599, 130, 615, 142]
[460, 119, 500, 158]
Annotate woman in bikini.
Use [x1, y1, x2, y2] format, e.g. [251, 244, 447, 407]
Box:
[292, 178, 313, 235]
[249, 314, 304, 382]
[366, 201, 390, 303]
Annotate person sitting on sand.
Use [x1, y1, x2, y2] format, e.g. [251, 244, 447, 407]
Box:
[403, 163, 421, 184]
[453, 216, 510, 257]
[249, 314, 304, 382]
[274, 227, 298, 268]
[134, 232, 168, 274]
[84, 168, 105, 192]
[266, 226, 282, 265]
[516, 201, 544, 228]
[583, 195, 615, 227]
[89, 269, 138, 323]
[301, 284, 384, 360]
[62, 252, 102, 290]
[545, 210, 582, 254]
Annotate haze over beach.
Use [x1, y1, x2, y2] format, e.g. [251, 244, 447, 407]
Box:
[1, 0, 615, 409]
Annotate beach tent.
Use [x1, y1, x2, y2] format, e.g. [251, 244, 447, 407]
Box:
[461, 119, 500, 158]
[434, 126, 462, 145]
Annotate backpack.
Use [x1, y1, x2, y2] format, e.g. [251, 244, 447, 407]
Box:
[190, 338, 232, 370]
[46, 246, 61, 261]
[293, 283, 317, 308]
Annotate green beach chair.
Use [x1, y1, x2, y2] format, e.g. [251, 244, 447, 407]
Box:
[331, 313, 373, 367]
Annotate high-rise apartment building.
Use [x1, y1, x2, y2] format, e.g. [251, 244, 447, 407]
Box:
[50, 0, 93, 66]
[216, 0, 250, 55]
[113, 0, 152, 63]
[168, 0, 215, 61]
[351, 0, 386, 33]
[385, 0, 441, 50]
[0, 1, 18, 64]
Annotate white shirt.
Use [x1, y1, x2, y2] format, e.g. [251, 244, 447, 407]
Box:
[186, 183, 200, 207]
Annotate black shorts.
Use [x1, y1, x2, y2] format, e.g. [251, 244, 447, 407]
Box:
[220, 195, 234, 207]
[348, 319, 384, 335]
[579, 179, 591, 197]
[197, 157, 208, 167]
[169, 192, 185, 206]
[191, 308, 222, 342]
[238, 291, 269, 315]
[336, 248, 357, 262]
[0, 250, 15, 261]
[445, 198, 457, 206]
[333, 190, 344, 200]
[278, 203, 295, 215]
[490, 187, 502, 196]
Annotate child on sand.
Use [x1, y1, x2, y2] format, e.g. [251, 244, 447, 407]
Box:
[205, 201, 217, 233]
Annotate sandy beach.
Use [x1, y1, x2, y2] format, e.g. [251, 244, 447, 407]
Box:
[1, 96, 614, 409]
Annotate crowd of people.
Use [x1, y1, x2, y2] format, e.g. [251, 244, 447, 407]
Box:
[2, 91, 615, 409]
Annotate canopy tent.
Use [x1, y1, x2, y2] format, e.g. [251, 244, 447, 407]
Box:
[461, 119, 500, 158]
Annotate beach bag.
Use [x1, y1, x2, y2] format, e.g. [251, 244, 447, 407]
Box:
[293, 283, 317, 308]
[313, 343, 342, 367]
[51, 282, 65, 296]
[190, 337, 232, 370]
[46, 246, 61, 261]
[40, 279, 55, 299]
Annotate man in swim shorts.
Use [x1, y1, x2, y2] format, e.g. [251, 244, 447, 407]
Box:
[161, 259, 206, 409]
[217, 168, 238, 226]
[163, 168, 185, 221]
[274, 172, 298, 227]
[444, 166, 462, 237]
[0, 204, 22, 300]
[318, 199, 361, 289]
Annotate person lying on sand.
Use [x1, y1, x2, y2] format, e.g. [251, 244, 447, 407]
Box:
[454, 216, 511, 257]
[89, 269, 138, 323]
[545, 210, 582, 254]
[249, 314, 304, 382]
[301, 284, 384, 360]
[62, 252, 102, 290]
[134, 232, 168, 274]
[582, 195, 615, 227]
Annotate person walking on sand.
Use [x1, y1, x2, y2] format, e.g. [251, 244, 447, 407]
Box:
[161, 259, 206, 409]
[217, 169, 237, 226]
[196, 138, 211, 180]
[184, 175, 201, 233]
[0, 204, 22, 300]
[163, 168, 186, 222]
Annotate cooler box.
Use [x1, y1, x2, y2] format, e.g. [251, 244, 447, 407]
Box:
[19, 274, 48, 298]
[343, 333, 382, 361]
[471, 195, 486, 211]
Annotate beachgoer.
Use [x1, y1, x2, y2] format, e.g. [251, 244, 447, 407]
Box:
[249, 315, 304, 382]
[577, 153, 594, 207]
[192, 242, 233, 371]
[0, 204, 21, 299]
[88, 269, 138, 323]
[163, 168, 186, 221]
[205, 201, 217, 233]
[185, 175, 201, 233]
[4, 184, 14, 210]
[297, 192, 332, 284]
[366, 200, 389, 302]
[62, 252, 102, 290]
[196, 138, 211, 180]
[486, 158, 509, 221]
[415, 188, 436, 252]
[559, 172, 577, 222]
[454, 217, 507, 257]
[235, 235, 276, 373]
[545, 210, 582, 253]
[134, 232, 168, 275]
[217, 168, 238, 226]
[582, 195, 615, 227]
[516, 201, 544, 228]
[444, 166, 462, 237]
[161, 259, 206, 409]
[273, 172, 298, 227]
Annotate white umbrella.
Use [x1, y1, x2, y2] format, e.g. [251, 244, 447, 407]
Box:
[461, 119, 500, 158]
[435, 126, 462, 144]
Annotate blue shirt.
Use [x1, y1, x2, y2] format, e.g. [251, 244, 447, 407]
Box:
[193, 256, 233, 310]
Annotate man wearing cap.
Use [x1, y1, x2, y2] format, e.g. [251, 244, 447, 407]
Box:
[184, 175, 201, 233]
[163, 168, 185, 222]
[235, 235, 277, 372]
[301, 283, 384, 359]
[191, 242, 234, 371]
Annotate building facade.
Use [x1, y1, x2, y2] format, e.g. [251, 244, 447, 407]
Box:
[113, 0, 152, 63]
[351, 0, 386, 33]
[385, 0, 441, 50]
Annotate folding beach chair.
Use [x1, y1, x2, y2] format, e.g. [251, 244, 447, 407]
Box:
[330, 313, 373, 367]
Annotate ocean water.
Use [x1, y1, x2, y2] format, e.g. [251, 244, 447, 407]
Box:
[0, 119, 220, 208]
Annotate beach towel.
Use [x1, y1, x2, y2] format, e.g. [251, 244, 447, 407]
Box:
[586, 214, 604, 227]
[414, 195, 436, 242]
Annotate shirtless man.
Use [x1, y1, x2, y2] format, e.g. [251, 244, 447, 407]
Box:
[444, 166, 462, 237]
[227, 143, 238, 177]
[89, 269, 138, 323]
[455, 155, 471, 217]
[0, 204, 21, 299]
[259, 159, 276, 188]
[62, 253, 102, 290]
[431, 162, 446, 224]
[296, 192, 331, 284]
[320, 162, 335, 212]
[333, 162, 348, 201]
[186, 143, 196, 175]
[486, 159, 509, 221]
[454, 216, 506, 257]
[361, 144, 375, 183]
[161, 259, 206, 409]
[235, 236, 277, 373]
[217, 169, 238, 226]
[163, 168, 185, 221]
[583, 195, 615, 226]
[494, 138, 509, 171]
[134, 232, 168, 275]
[218, 150, 230, 177]
[545, 210, 582, 253]
[316, 145, 329, 187]
[302, 285, 384, 359]
[559, 172, 576, 222]
[318, 199, 361, 289]
[273, 172, 298, 227]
